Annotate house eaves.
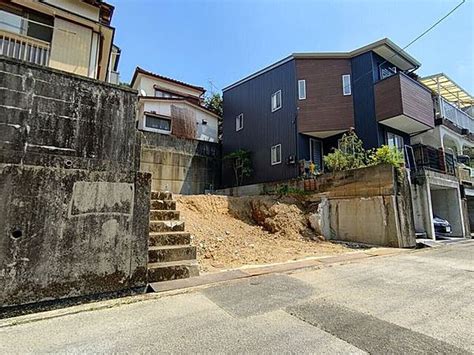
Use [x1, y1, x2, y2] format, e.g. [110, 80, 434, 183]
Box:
[223, 38, 421, 92]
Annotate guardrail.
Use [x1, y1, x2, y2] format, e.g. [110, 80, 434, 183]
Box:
[438, 96, 474, 133]
[0, 30, 50, 66]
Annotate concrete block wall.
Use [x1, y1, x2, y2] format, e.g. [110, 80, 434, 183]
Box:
[0, 57, 151, 308]
[140, 131, 221, 194]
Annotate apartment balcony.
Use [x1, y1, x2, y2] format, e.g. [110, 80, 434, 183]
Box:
[436, 96, 474, 133]
[374, 72, 434, 134]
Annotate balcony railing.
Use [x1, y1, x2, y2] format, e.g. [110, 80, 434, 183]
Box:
[0, 30, 50, 66]
[437, 96, 474, 133]
[411, 143, 456, 176]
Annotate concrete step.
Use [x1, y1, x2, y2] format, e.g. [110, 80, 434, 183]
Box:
[149, 210, 180, 222]
[148, 260, 199, 283]
[149, 220, 185, 233]
[148, 245, 197, 263]
[151, 191, 173, 201]
[150, 199, 176, 211]
[149, 231, 191, 247]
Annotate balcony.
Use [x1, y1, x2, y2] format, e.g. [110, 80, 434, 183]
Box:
[411, 144, 456, 176]
[0, 30, 50, 67]
[436, 96, 474, 133]
[374, 72, 434, 134]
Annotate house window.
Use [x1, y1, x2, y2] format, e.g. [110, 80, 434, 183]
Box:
[298, 80, 306, 100]
[236, 113, 243, 131]
[271, 90, 282, 112]
[155, 89, 181, 99]
[0, 9, 53, 42]
[380, 66, 397, 80]
[342, 74, 351, 96]
[271, 144, 282, 165]
[145, 114, 171, 133]
[387, 132, 404, 151]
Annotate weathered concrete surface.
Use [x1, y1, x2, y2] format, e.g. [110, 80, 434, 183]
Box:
[140, 132, 221, 194]
[0, 241, 472, 353]
[309, 165, 416, 248]
[0, 57, 151, 307]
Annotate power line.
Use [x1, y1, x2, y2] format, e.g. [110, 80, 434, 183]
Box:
[349, 0, 466, 88]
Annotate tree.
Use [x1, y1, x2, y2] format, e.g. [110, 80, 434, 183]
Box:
[204, 93, 223, 141]
[223, 149, 252, 186]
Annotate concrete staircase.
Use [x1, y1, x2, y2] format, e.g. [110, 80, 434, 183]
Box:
[147, 191, 199, 282]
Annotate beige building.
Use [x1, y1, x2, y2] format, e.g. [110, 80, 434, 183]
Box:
[131, 67, 219, 142]
[0, 0, 120, 83]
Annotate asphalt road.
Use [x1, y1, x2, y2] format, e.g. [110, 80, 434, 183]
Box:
[1, 240, 473, 354]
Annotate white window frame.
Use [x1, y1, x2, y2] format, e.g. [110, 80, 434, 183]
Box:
[387, 132, 404, 151]
[342, 74, 351, 96]
[298, 80, 306, 100]
[271, 90, 282, 112]
[271, 144, 282, 165]
[143, 113, 172, 135]
[236, 113, 243, 131]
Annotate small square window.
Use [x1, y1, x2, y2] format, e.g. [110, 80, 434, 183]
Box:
[342, 74, 351, 96]
[236, 113, 243, 131]
[298, 80, 306, 100]
[271, 144, 282, 165]
[271, 90, 282, 112]
[145, 114, 171, 133]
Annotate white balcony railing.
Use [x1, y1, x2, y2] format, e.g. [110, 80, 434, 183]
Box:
[438, 96, 474, 133]
[0, 30, 50, 66]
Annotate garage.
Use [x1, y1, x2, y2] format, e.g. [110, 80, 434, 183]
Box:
[411, 170, 466, 240]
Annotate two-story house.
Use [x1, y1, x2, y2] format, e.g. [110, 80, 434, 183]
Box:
[0, 0, 120, 83]
[130, 67, 221, 195]
[222, 38, 434, 186]
[222, 38, 472, 240]
[131, 66, 219, 142]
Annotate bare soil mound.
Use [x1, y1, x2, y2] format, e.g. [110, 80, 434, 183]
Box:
[176, 194, 350, 272]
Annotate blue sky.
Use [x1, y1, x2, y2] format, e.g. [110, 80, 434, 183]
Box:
[111, 0, 473, 94]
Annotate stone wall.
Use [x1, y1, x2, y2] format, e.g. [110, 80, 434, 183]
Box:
[140, 132, 221, 194]
[0, 57, 150, 308]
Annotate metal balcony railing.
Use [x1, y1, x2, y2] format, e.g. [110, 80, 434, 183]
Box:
[437, 96, 474, 133]
[411, 144, 456, 176]
[0, 30, 50, 66]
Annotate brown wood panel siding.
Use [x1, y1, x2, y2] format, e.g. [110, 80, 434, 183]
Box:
[296, 59, 354, 133]
[374, 74, 403, 120]
[375, 73, 434, 127]
[399, 74, 434, 127]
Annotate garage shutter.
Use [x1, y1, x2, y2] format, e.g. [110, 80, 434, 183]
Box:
[49, 18, 91, 77]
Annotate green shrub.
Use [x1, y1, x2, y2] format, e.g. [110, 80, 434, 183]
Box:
[323, 131, 369, 171]
[369, 145, 404, 167]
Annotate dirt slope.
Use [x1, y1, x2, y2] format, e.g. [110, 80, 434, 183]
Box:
[176, 194, 351, 272]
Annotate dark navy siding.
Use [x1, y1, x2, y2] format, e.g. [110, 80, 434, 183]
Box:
[351, 52, 409, 150]
[222, 60, 298, 187]
[351, 52, 380, 149]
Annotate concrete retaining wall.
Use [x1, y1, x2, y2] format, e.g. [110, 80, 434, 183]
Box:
[217, 164, 416, 248]
[309, 165, 416, 248]
[0, 57, 150, 308]
[140, 132, 221, 194]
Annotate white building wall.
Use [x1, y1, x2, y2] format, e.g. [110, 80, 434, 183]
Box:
[140, 100, 218, 142]
[136, 76, 202, 98]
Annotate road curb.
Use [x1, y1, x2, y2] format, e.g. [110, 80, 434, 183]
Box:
[0, 247, 412, 328]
